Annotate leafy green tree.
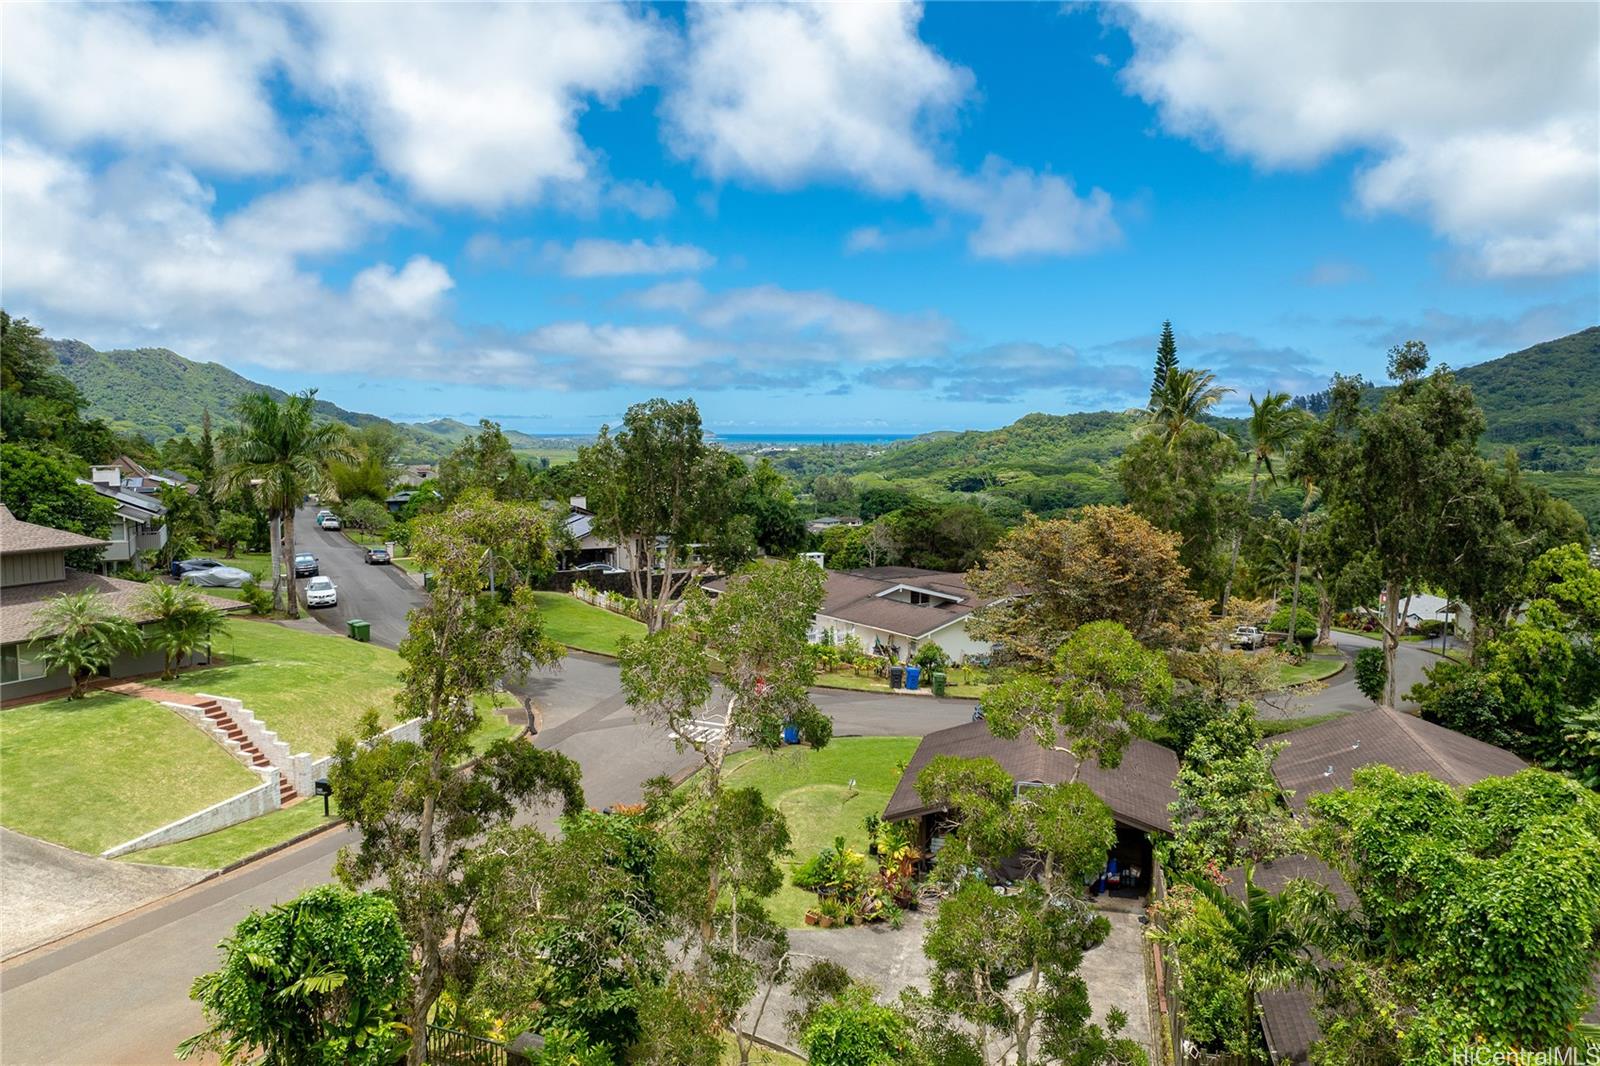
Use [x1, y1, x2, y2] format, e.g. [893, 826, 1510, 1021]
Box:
[0, 443, 116, 569]
[885, 500, 1000, 572]
[436, 420, 532, 503]
[1153, 867, 1319, 1062]
[1266, 604, 1317, 651]
[330, 495, 583, 1066]
[1118, 420, 1240, 597]
[1353, 647, 1385, 703]
[180, 885, 409, 1066]
[1221, 392, 1306, 609]
[137, 583, 227, 679]
[579, 398, 730, 630]
[156, 482, 215, 569]
[1150, 319, 1179, 406]
[340, 498, 393, 537]
[0, 311, 115, 464]
[857, 484, 917, 521]
[1168, 704, 1296, 872]
[218, 391, 354, 617]
[732, 457, 807, 557]
[981, 620, 1173, 775]
[27, 590, 141, 698]
[1293, 354, 1489, 705]
[801, 983, 913, 1066]
[215, 511, 256, 558]
[1307, 766, 1600, 1062]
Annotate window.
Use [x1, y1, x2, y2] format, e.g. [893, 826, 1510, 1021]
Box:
[1, 646, 48, 683]
[109, 522, 128, 542]
[910, 591, 930, 605]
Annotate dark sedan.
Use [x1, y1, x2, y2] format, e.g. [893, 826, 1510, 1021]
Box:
[364, 546, 391, 565]
[293, 552, 319, 577]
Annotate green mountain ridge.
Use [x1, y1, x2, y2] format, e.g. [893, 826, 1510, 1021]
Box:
[49, 339, 577, 463]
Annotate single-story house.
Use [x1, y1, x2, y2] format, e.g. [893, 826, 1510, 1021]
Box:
[1242, 710, 1540, 1063]
[806, 515, 863, 534]
[0, 507, 241, 702]
[710, 565, 1000, 663]
[883, 720, 1179, 898]
[385, 490, 416, 514]
[1365, 591, 1471, 637]
[558, 498, 639, 571]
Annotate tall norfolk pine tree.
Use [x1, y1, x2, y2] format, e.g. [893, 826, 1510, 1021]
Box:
[1150, 319, 1179, 405]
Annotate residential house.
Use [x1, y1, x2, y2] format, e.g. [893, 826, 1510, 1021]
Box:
[802, 565, 1001, 662]
[883, 720, 1179, 898]
[394, 464, 436, 488]
[558, 497, 639, 571]
[805, 515, 863, 534]
[80, 466, 168, 569]
[0, 507, 241, 701]
[385, 490, 416, 514]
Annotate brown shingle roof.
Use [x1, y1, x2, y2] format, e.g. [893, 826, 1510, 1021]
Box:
[0, 506, 109, 556]
[1, 570, 244, 645]
[1269, 707, 1527, 810]
[882, 720, 1179, 834]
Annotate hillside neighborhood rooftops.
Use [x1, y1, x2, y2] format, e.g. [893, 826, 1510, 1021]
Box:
[1269, 706, 1528, 809]
[882, 720, 1179, 834]
[0, 506, 110, 556]
[0, 568, 242, 645]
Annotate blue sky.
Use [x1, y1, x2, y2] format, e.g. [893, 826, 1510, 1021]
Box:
[3, 2, 1596, 434]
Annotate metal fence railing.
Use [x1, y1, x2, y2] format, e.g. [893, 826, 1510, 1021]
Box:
[426, 1025, 511, 1066]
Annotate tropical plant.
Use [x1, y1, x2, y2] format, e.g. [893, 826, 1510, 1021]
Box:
[137, 583, 227, 679]
[1221, 392, 1306, 607]
[1143, 366, 1233, 451]
[1354, 647, 1386, 704]
[1160, 866, 1318, 1062]
[218, 390, 354, 617]
[180, 885, 409, 1066]
[239, 578, 275, 616]
[26, 590, 141, 698]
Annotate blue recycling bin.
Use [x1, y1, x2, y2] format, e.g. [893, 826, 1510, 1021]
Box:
[905, 665, 921, 691]
[782, 724, 800, 745]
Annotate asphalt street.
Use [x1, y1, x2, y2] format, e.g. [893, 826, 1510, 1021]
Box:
[290, 506, 424, 648]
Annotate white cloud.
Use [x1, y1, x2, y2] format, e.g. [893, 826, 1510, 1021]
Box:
[295, 4, 664, 209]
[664, 2, 1117, 260]
[606, 180, 677, 220]
[630, 279, 708, 312]
[0, 4, 286, 172]
[223, 179, 405, 257]
[844, 227, 889, 254]
[548, 238, 715, 278]
[352, 257, 455, 318]
[1113, 2, 1600, 276]
[696, 284, 953, 362]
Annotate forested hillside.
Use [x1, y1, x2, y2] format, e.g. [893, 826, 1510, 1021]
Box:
[1454, 327, 1599, 470]
[50, 338, 578, 463]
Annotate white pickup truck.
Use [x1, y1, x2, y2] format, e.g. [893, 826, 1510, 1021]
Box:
[1230, 625, 1267, 650]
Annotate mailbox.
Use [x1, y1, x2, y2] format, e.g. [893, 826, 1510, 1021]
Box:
[314, 777, 333, 816]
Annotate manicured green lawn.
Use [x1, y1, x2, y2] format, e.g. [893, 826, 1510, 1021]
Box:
[170, 619, 401, 756]
[811, 668, 989, 700]
[1259, 712, 1349, 738]
[120, 798, 340, 869]
[719, 1035, 803, 1064]
[531, 591, 645, 657]
[0, 693, 260, 854]
[715, 737, 921, 928]
[1277, 656, 1345, 686]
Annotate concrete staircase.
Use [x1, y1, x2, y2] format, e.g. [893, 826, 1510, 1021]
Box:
[195, 697, 297, 805]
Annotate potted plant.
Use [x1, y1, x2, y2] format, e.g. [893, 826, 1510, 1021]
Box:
[804, 909, 821, 926]
[816, 899, 842, 928]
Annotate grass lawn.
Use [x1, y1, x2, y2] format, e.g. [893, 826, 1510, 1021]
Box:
[1259, 712, 1349, 738]
[714, 737, 921, 928]
[719, 1035, 803, 1064]
[120, 798, 340, 869]
[531, 591, 645, 657]
[1277, 656, 1345, 686]
[812, 666, 990, 700]
[0, 693, 260, 854]
[170, 619, 401, 756]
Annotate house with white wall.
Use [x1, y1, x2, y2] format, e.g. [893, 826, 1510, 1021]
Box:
[79, 466, 167, 569]
[707, 564, 999, 663]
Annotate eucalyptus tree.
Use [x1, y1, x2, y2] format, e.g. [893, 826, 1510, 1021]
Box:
[218, 391, 354, 616]
[329, 494, 582, 1066]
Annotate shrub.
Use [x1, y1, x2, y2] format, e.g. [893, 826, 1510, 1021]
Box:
[1268, 605, 1317, 650]
[1354, 647, 1386, 703]
[912, 641, 950, 672]
[239, 578, 275, 616]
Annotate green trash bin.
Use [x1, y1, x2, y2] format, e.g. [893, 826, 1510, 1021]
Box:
[931, 671, 947, 698]
[347, 619, 371, 643]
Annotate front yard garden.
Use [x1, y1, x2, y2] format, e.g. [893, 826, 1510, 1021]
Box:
[0, 692, 260, 854]
[716, 736, 920, 928]
[531, 591, 645, 657]
[168, 619, 400, 756]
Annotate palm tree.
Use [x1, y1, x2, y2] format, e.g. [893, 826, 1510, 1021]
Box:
[27, 590, 142, 698]
[218, 391, 353, 618]
[1221, 392, 1305, 609]
[1144, 366, 1233, 450]
[1287, 476, 1320, 652]
[1181, 866, 1317, 1063]
[138, 583, 227, 679]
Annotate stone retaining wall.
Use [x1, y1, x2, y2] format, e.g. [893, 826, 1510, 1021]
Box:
[101, 767, 280, 858]
[290, 716, 423, 797]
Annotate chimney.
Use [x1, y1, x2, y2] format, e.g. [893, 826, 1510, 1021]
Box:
[570, 496, 588, 511]
[91, 466, 121, 488]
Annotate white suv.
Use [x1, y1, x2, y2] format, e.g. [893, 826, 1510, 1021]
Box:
[1230, 625, 1266, 649]
[304, 576, 338, 608]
